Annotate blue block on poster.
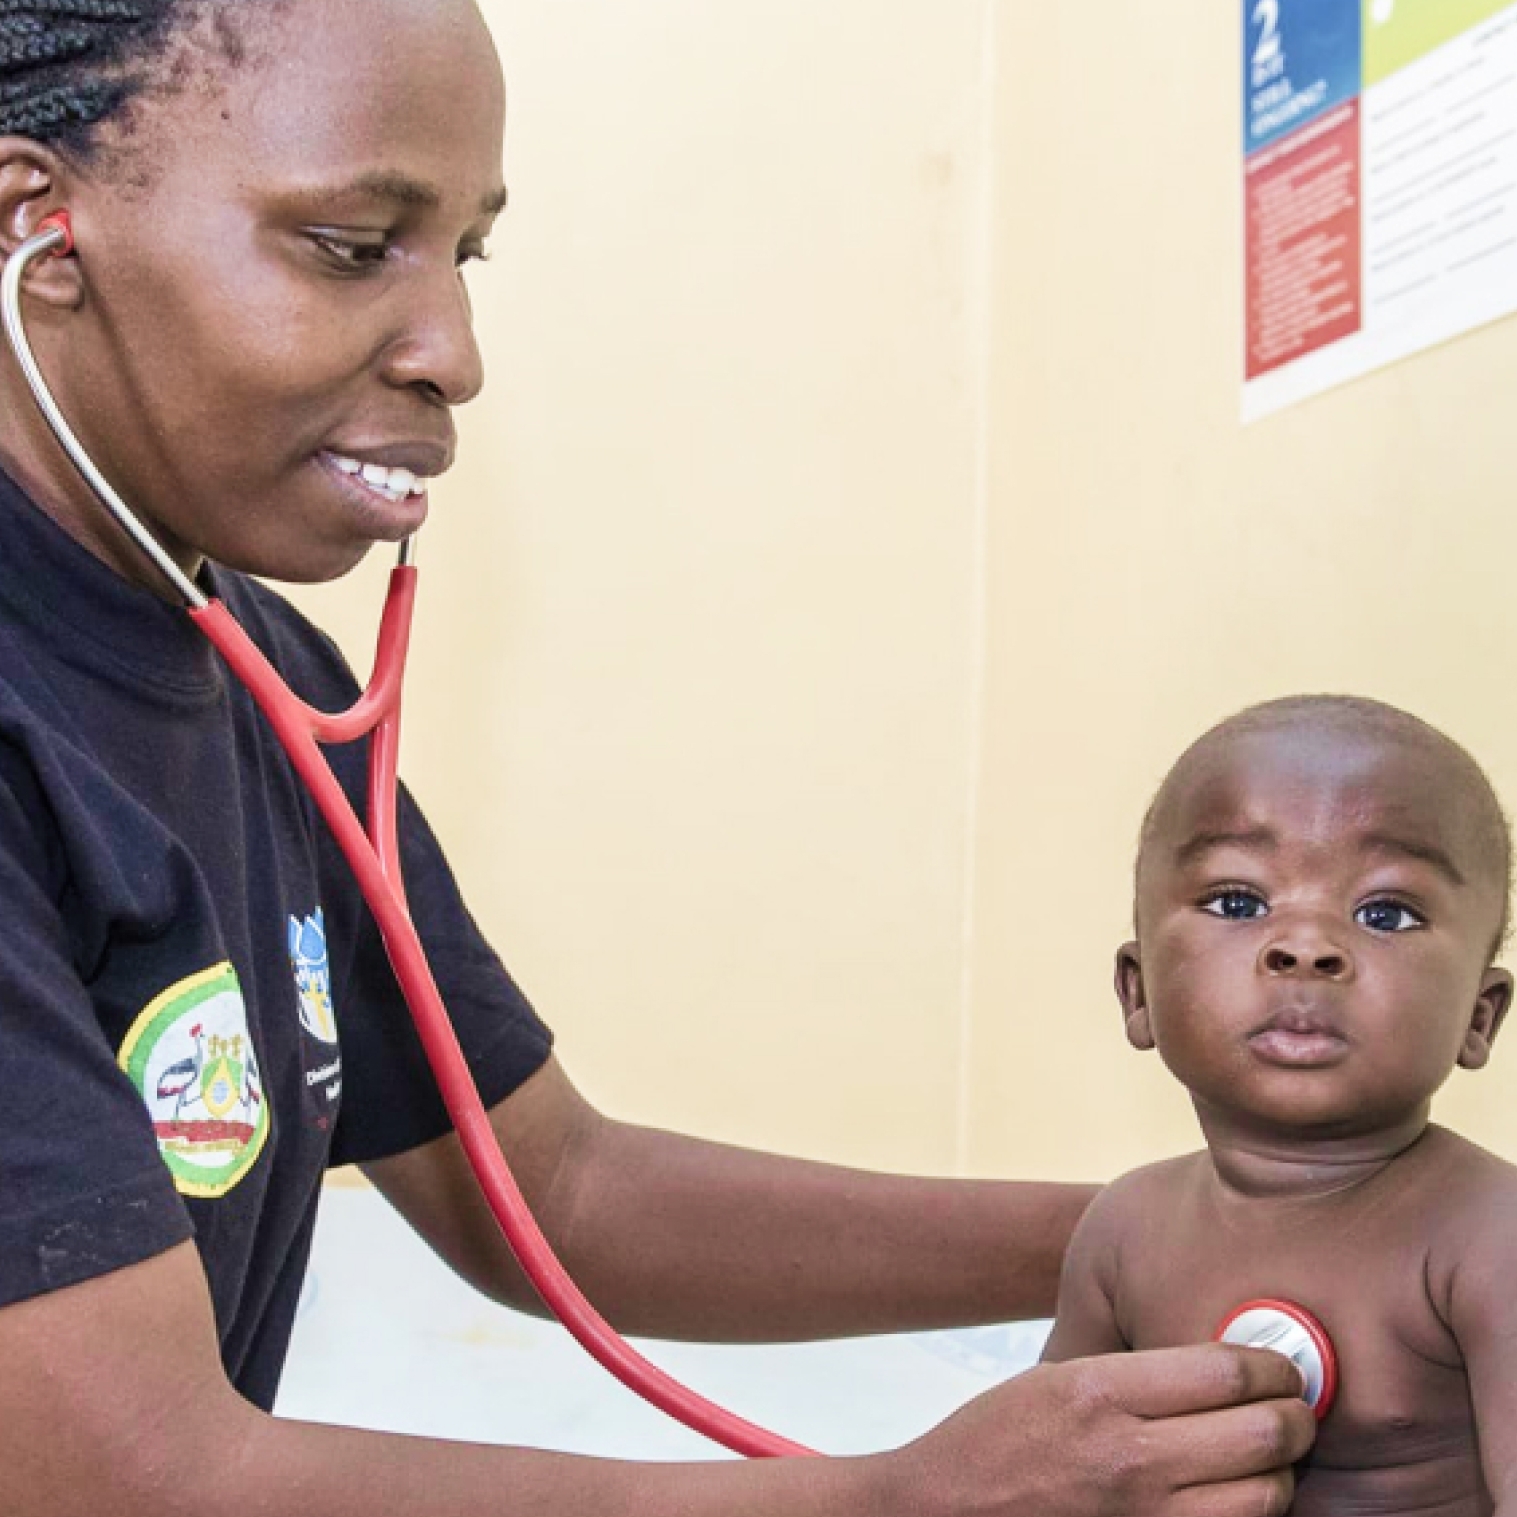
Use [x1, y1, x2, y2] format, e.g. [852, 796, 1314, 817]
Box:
[1243, 0, 1362, 154]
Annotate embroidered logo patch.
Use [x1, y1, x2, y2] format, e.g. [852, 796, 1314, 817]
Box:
[289, 908, 338, 1046]
[119, 963, 270, 1199]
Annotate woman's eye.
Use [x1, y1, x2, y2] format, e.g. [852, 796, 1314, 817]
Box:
[1201, 890, 1268, 920]
[310, 232, 391, 270]
[1355, 900, 1425, 933]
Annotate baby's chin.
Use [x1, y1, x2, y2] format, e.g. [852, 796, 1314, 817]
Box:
[1189, 1087, 1439, 1152]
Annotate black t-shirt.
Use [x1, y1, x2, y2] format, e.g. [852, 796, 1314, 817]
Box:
[0, 467, 553, 1409]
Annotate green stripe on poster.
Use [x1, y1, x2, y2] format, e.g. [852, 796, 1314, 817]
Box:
[1364, 0, 1517, 84]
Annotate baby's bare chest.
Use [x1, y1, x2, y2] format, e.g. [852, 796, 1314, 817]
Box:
[1117, 1198, 1485, 1512]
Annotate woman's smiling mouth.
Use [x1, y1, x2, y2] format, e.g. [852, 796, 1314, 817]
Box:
[317, 451, 435, 540]
[323, 451, 430, 503]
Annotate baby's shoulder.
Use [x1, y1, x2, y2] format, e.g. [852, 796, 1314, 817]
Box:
[1407, 1128, 1517, 1333]
[1075, 1151, 1209, 1246]
[1414, 1125, 1517, 1236]
[1101, 1150, 1208, 1200]
[1412, 1124, 1517, 1201]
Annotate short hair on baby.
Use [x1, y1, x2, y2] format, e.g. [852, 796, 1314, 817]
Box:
[1136, 695, 1514, 956]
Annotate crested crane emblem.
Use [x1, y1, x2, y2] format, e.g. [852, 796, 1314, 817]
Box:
[118, 963, 269, 1199]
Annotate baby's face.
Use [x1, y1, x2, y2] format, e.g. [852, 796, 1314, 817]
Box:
[1123, 726, 1511, 1142]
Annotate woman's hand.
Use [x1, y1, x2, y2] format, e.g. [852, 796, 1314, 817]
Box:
[872, 1343, 1315, 1517]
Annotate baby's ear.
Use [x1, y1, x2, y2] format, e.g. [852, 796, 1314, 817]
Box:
[1459, 967, 1513, 1071]
[1114, 942, 1154, 1051]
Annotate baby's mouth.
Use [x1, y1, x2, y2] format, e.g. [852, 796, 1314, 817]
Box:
[1249, 1007, 1350, 1068]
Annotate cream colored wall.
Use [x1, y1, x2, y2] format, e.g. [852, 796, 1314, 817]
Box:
[295, 0, 994, 1172]
[968, 3, 1517, 1181]
[297, 1, 1517, 1186]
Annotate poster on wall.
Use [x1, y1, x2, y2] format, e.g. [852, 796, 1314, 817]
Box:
[1243, 0, 1517, 421]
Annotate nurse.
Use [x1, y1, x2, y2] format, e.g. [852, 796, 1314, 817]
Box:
[0, 1, 1314, 1512]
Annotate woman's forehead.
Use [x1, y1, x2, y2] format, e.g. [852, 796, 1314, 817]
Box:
[130, 0, 504, 202]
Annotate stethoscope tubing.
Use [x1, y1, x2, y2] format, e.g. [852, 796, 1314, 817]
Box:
[0, 219, 205, 607]
[3, 218, 813, 1460]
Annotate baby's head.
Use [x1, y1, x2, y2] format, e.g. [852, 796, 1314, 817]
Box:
[1118, 696, 1513, 1143]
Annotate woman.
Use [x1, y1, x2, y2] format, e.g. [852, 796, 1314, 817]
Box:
[0, 1, 1312, 1511]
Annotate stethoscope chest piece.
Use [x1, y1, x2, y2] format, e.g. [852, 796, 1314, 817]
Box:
[1215, 1298, 1338, 1421]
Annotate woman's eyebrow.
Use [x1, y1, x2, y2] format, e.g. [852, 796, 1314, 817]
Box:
[320, 170, 509, 218]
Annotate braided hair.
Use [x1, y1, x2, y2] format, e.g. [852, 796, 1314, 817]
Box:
[0, 0, 200, 155]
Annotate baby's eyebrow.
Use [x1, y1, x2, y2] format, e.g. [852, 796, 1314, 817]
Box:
[1359, 832, 1466, 887]
[1173, 826, 1278, 866]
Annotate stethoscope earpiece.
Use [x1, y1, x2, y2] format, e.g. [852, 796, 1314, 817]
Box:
[1216, 1299, 1339, 1421]
[36, 211, 74, 258]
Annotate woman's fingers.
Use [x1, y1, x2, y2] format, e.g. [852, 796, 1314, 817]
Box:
[1078, 1343, 1309, 1422]
[1145, 1396, 1316, 1491]
[1167, 1472, 1300, 1517]
[892, 1345, 1317, 1517]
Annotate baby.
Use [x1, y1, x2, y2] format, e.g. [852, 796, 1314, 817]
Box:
[1043, 695, 1517, 1515]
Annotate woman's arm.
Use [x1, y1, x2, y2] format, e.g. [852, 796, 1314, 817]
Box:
[362, 1055, 1096, 1339]
[0, 1239, 1313, 1517]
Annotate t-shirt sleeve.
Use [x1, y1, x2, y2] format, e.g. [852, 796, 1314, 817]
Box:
[0, 752, 193, 1310]
[322, 778, 554, 1167]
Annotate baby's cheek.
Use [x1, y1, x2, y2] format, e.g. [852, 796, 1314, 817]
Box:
[1150, 954, 1254, 1054]
[1156, 936, 1237, 1010]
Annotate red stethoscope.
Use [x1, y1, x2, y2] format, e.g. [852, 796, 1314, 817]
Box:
[2, 211, 813, 1459]
[3, 213, 1337, 1457]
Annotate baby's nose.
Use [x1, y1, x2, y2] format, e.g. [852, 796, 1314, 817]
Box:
[1261, 943, 1351, 980]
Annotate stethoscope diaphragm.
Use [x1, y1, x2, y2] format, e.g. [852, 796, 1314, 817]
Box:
[1215, 1299, 1338, 1421]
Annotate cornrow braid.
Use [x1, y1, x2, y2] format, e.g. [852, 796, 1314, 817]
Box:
[0, 23, 97, 75]
[0, 0, 187, 154]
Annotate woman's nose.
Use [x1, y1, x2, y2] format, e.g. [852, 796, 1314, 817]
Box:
[381, 271, 485, 407]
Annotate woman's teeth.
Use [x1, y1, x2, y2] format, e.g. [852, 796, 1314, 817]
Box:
[329, 454, 427, 503]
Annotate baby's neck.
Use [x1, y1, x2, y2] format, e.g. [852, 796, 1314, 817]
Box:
[1197, 1107, 1432, 1203]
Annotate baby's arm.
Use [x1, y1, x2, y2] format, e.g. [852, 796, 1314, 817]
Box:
[1446, 1164, 1517, 1512]
[1041, 1179, 1133, 1362]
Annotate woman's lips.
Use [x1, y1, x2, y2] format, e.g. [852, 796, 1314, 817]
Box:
[317, 453, 431, 540]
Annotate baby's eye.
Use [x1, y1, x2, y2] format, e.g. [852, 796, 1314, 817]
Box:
[1355, 899, 1425, 933]
[1201, 889, 1268, 921]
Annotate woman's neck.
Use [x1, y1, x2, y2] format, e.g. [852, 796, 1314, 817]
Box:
[0, 405, 197, 602]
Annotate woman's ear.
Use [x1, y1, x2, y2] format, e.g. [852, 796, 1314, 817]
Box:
[0, 140, 83, 309]
[1459, 967, 1513, 1071]
[1115, 941, 1154, 1051]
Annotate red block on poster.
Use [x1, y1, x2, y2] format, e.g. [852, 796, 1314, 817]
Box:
[1245, 98, 1362, 380]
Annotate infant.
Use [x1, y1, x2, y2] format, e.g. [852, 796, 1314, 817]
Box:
[1044, 696, 1517, 1515]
